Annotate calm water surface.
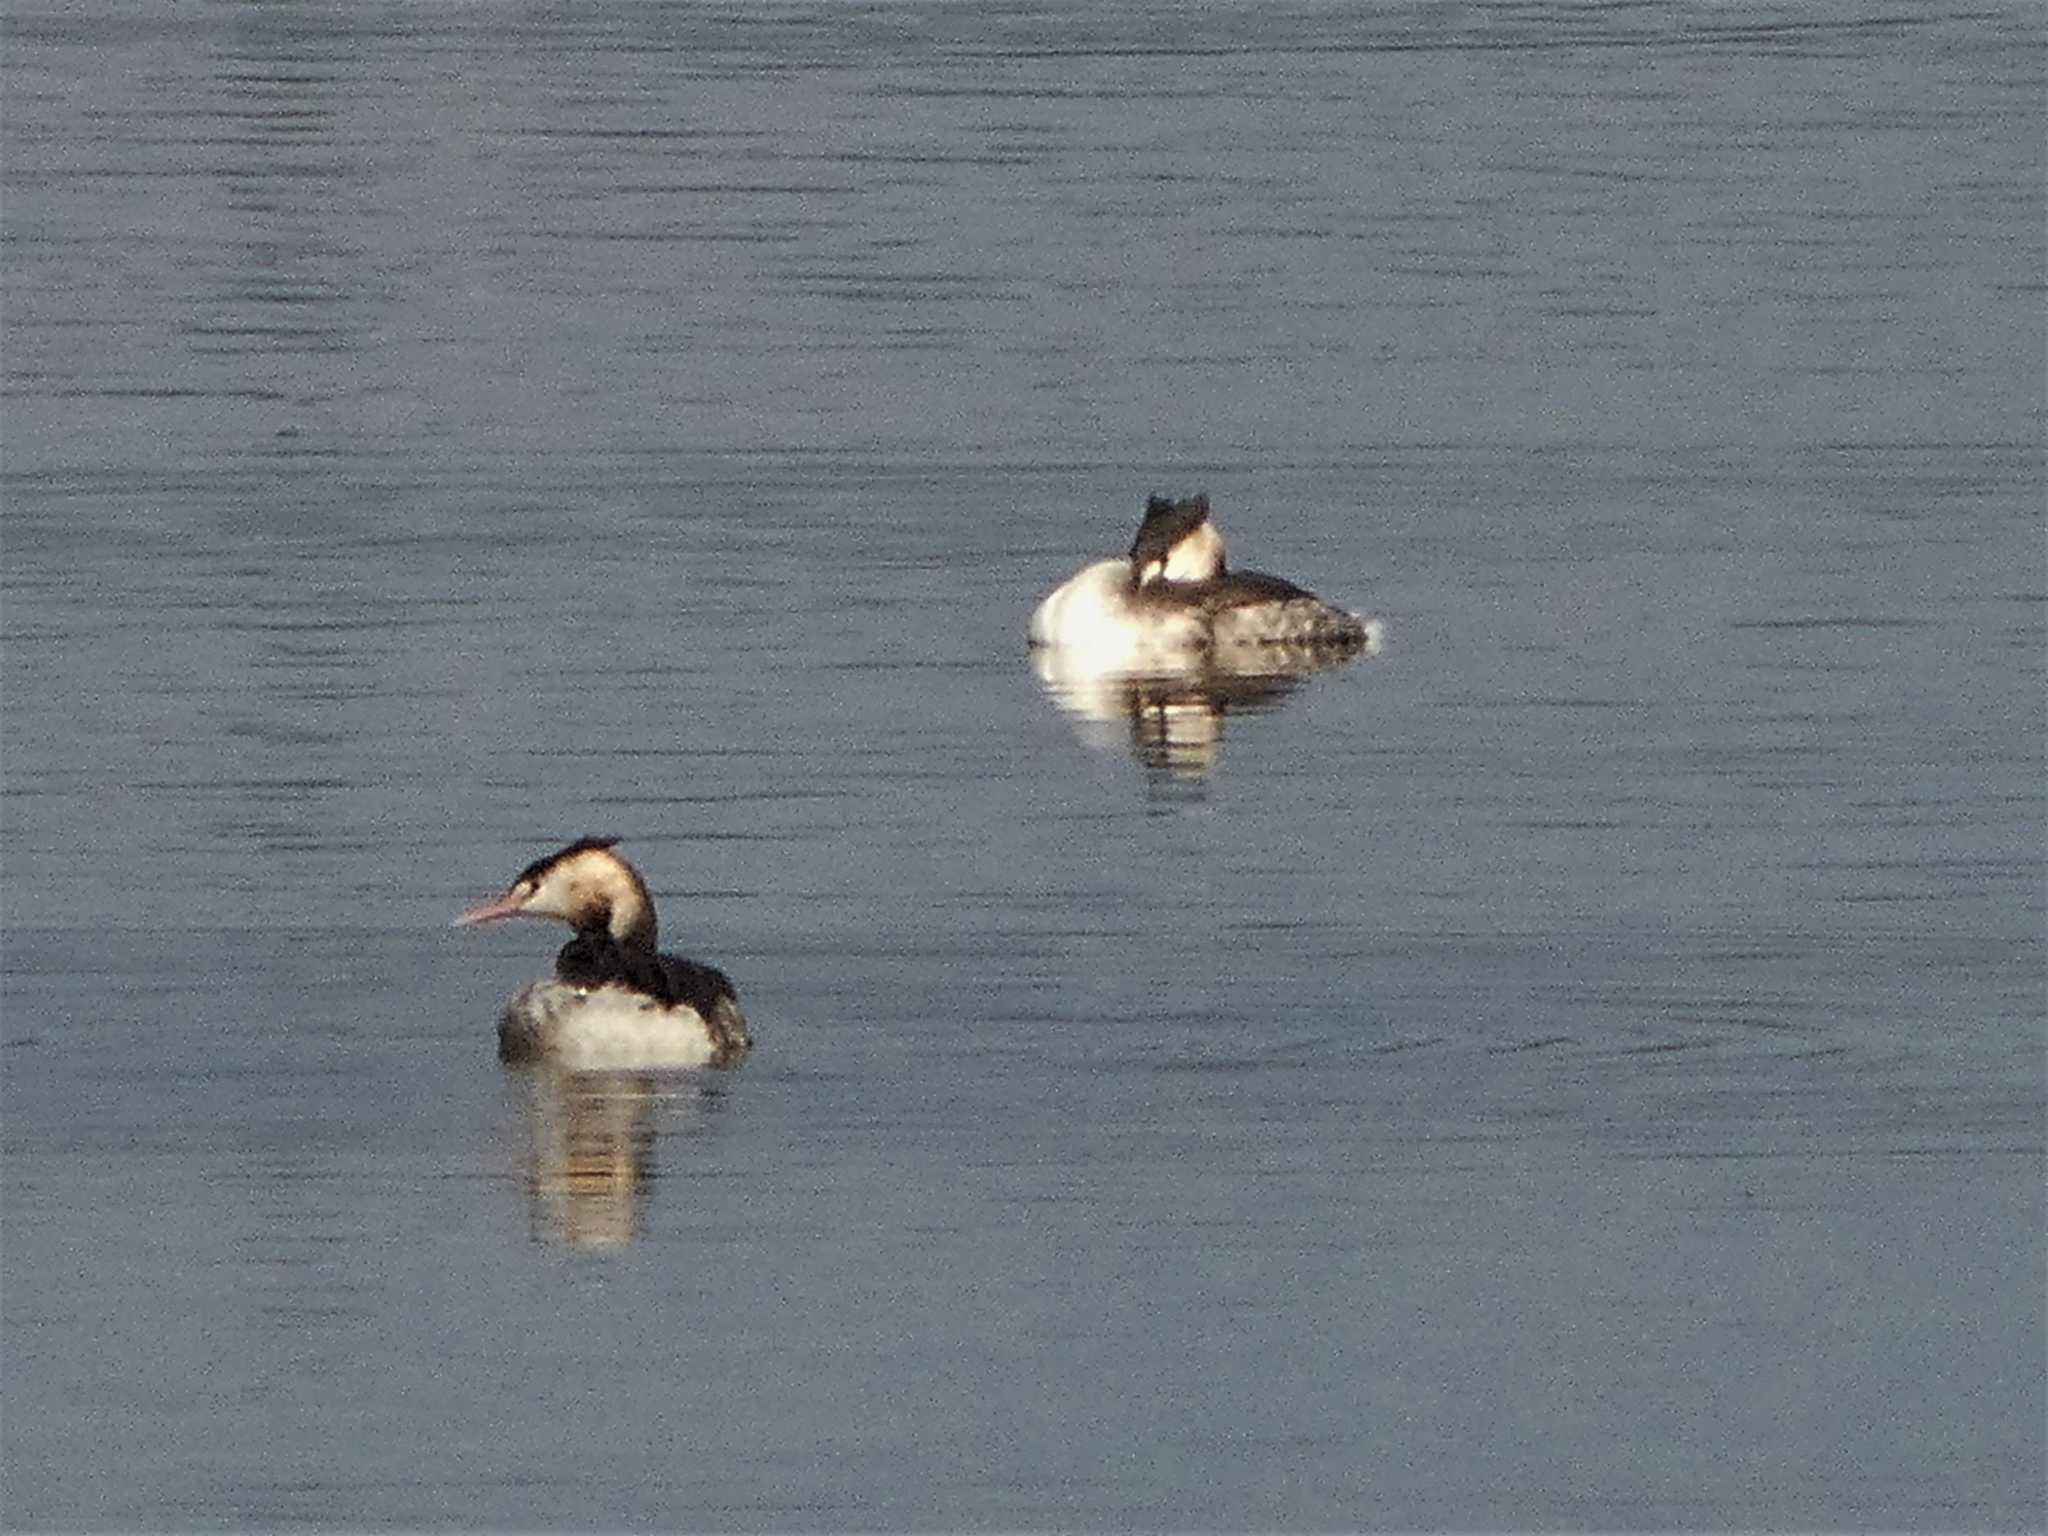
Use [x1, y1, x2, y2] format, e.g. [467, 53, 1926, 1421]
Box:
[3, 1, 2043, 1529]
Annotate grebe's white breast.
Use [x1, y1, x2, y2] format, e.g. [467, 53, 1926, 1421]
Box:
[1028, 559, 1207, 667]
[500, 980, 728, 1072]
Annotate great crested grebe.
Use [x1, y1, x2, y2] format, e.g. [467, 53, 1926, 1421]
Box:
[1028, 493, 1377, 666]
[454, 838, 750, 1070]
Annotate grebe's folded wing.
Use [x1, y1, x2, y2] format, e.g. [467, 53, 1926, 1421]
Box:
[1198, 570, 1315, 608]
[1201, 570, 1373, 650]
[656, 954, 751, 1057]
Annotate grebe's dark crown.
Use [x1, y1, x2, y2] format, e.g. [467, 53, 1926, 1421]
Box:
[514, 836, 620, 888]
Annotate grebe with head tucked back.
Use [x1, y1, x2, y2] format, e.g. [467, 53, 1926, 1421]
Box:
[454, 838, 750, 1070]
[1028, 493, 1377, 666]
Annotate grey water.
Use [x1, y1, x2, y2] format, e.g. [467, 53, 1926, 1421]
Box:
[3, 1, 2042, 1528]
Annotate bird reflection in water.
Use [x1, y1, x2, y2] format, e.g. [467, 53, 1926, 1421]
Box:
[1032, 633, 1377, 790]
[516, 1065, 724, 1251]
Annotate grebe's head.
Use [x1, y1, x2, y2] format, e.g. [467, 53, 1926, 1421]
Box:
[1130, 493, 1226, 586]
[454, 837, 657, 949]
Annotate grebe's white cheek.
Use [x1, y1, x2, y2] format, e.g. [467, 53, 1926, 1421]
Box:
[519, 876, 569, 922]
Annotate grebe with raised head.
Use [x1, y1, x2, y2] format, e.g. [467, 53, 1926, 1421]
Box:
[1028, 493, 1377, 666]
[454, 838, 750, 1070]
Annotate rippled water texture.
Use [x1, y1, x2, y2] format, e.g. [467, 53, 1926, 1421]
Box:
[4, 2, 2043, 1528]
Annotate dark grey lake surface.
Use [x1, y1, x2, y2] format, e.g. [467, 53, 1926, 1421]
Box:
[3, 1, 2043, 1528]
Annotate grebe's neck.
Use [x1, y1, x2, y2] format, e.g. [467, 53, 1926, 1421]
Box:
[581, 862, 657, 950]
